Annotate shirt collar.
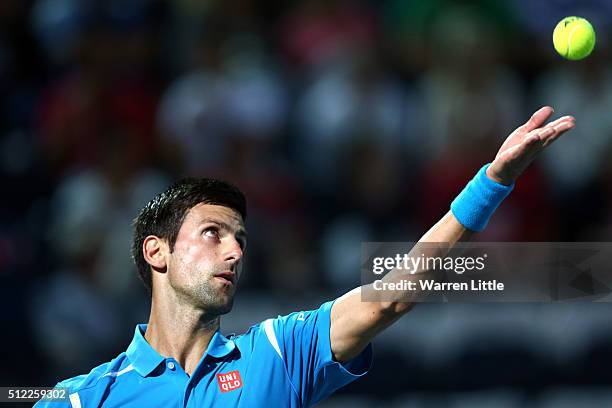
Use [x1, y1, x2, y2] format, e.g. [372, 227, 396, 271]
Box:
[207, 331, 237, 358]
[126, 324, 237, 377]
[126, 324, 165, 377]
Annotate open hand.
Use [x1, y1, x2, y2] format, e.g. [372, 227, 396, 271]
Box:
[486, 106, 575, 185]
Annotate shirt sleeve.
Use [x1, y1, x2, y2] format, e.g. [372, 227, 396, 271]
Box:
[32, 383, 72, 408]
[266, 299, 372, 406]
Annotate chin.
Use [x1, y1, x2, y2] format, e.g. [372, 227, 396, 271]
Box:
[189, 285, 237, 315]
[218, 299, 234, 315]
[206, 296, 235, 316]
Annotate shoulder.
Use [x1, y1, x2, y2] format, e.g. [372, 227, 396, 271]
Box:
[55, 352, 130, 394]
[271, 300, 335, 331]
[234, 300, 333, 334]
[230, 301, 336, 352]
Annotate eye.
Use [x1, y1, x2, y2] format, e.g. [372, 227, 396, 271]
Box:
[203, 227, 220, 239]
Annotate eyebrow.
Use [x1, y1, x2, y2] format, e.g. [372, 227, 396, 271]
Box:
[199, 217, 248, 240]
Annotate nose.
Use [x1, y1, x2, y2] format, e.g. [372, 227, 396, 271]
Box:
[223, 236, 243, 264]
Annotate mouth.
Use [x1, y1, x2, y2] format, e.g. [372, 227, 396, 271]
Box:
[213, 271, 236, 286]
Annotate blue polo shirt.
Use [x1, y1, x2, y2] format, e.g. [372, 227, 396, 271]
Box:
[35, 300, 372, 407]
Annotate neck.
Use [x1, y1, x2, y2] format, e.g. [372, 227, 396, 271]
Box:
[145, 290, 220, 376]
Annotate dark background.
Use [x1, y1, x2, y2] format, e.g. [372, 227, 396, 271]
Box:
[2, 0, 612, 406]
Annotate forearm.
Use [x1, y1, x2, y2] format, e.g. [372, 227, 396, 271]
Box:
[419, 210, 473, 245]
[330, 107, 575, 362]
[377, 211, 472, 314]
[331, 211, 474, 361]
[379, 162, 515, 312]
[331, 171, 509, 361]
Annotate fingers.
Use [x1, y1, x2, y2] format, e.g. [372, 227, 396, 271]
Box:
[542, 115, 575, 130]
[524, 116, 576, 148]
[542, 118, 576, 147]
[507, 131, 541, 162]
[494, 110, 575, 180]
[520, 106, 555, 133]
[525, 127, 553, 145]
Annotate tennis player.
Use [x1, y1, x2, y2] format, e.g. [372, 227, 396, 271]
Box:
[35, 107, 574, 407]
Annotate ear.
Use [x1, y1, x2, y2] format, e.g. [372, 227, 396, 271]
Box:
[143, 235, 168, 271]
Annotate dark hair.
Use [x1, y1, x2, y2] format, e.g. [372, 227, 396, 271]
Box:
[131, 178, 247, 293]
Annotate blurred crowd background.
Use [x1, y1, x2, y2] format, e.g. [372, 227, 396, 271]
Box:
[3, 0, 612, 406]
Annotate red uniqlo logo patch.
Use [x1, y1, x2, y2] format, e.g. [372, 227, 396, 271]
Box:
[217, 370, 243, 393]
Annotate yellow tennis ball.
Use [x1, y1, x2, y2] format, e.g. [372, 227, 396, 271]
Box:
[553, 16, 596, 60]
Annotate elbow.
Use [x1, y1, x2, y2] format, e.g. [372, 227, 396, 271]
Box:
[377, 301, 415, 318]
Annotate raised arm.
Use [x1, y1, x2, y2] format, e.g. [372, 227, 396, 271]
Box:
[329, 106, 575, 362]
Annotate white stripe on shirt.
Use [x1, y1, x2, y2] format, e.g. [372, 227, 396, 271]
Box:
[263, 319, 283, 359]
[69, 392, 81, 408]
[102, 364, 135, 378]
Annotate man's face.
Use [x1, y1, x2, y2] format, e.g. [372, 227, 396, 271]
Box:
[166, 203, 247, 315]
